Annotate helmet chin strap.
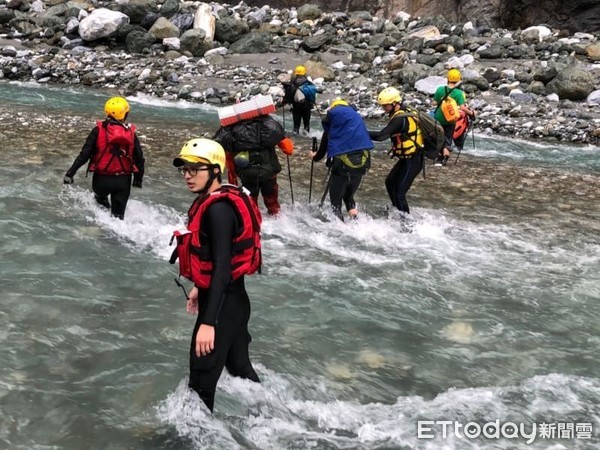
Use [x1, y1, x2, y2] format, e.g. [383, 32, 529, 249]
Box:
[196, 166, 219, 195]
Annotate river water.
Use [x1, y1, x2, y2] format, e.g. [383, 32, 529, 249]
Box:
[0, 82, 598, 450]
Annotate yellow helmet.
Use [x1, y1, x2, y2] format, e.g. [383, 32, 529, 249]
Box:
[377, 87, 402, 105]
[173, 138, 226, 173]
[294, 65, 307, 76]
[330, 98, 349, 108]
[447, 68, 462, 83]
[104, 96, 130, 121]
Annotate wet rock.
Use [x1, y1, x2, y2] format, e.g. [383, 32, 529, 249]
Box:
[125, 30, 156, 54]
[180, 28, 210, 57]
[297, 4, 322, 22]
[148, 17, 179, 39]
[79, 8, 129, 42]
[215, 17, 249, 43]
[546, 66, 594, 100]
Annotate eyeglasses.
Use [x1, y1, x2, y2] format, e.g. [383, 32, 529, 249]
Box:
[178, 166, 210, 176]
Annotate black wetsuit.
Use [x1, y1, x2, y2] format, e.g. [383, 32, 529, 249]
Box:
[314, 130, 368, 221]
[66, 121, 145, 219]
[188, 200, 260, 412]
[369, 114, 423, 214]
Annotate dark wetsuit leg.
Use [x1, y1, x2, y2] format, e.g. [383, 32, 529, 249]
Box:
[189, 279, 259, 412]
[329, 171, 362, 221]
[387, 156, 423, 214]
[92, 174, 132, 219]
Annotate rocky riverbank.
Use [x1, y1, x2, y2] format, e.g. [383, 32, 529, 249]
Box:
[2, 1, 600, 144]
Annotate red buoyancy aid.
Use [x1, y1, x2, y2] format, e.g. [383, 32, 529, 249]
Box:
[89, 121, 137, 175]
[170, 185, 262, 289]
[453, 111, 470, 139]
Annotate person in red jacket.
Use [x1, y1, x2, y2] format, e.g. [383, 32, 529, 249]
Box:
[171, 138, 261, 413]
[213, 114, 293, 216]
[63, 97, 145, 219]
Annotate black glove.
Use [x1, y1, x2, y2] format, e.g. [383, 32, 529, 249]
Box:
[132, 180, 142, 188]
[63, 175, 74, 184]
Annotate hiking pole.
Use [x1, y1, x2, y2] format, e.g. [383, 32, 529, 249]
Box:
[282, 104, 286, 132]
[287, 155, 294, 205]
[319, 169, 332, 208]
[308, 137, 317, 203]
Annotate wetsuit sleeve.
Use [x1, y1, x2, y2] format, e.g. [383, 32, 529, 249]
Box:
[314, 129, 328, 162]
[198, 201, 238, 326]
[65, 127, 98, 177]
[368, 116, 408, 141]
[132, 134, 145, 185]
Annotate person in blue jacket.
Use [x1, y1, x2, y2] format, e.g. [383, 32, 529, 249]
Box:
[309, 99, 373, 221]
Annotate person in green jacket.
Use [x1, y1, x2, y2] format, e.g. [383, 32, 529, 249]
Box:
[433, 69, 476, 166]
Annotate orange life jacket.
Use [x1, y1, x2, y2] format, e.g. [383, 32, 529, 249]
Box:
[170, 185, 262, 288]
[89, 121, 137, 175]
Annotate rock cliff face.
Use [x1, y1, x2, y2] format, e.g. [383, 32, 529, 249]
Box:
[242, 0, 600, 32]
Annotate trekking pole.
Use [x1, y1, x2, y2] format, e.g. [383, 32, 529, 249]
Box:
[282, 104, 286, 132]
[308, 137, 316, 203]
[287, 155, 294, 205]
[319, 169, 332, 208]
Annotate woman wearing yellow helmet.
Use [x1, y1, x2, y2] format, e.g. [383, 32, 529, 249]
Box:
[63, 96, 145, 219]
[433, 69, 476, 166]
[368, 88, 424, 215]
[171, 138, 261, 413]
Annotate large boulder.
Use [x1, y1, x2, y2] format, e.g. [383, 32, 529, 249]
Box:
[302, 28, 335, 52]
[546, 67, 594, 100]
[297, 4, 322, 22]
[125, 29, 156, 53]
[586, 43, 600, 61]
[160, 0, 179, 18]
[397, 64, 431, 87]
[180, 28, 211, 56]
[148, 16, 179, 39]
[79, 8, 129, 41]
[229, 32, 269, 53]
[120, 0, 157, 24]
[215, 17, 249, 43]
[304, 60, 335, 81]
[194, 3, 215, 41]
[170, 13, 194, 33]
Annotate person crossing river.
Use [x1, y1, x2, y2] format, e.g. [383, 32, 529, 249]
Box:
[63, 96, 145, 220]
[309, 98, 373, 221]
[170, 138, 262, 413]
[368, 87, 423, 215]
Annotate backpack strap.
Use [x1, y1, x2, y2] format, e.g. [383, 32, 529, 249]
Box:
[435, 86, 457, 113]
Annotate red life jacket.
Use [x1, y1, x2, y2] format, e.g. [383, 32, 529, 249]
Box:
[170, 185, 262, 289]
[453, 111, 470, 139]
[89, 121, 137, 175]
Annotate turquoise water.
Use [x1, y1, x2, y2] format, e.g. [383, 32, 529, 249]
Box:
[0, 81, 599, 449]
